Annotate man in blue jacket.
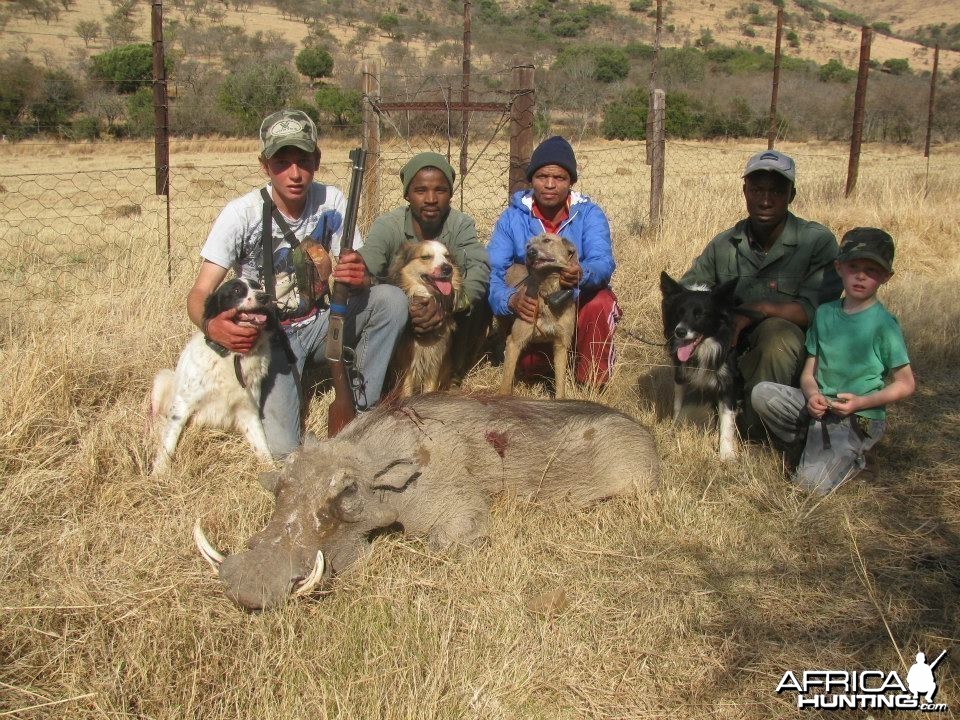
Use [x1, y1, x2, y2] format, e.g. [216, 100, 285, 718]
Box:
[488, 136, 621, 386]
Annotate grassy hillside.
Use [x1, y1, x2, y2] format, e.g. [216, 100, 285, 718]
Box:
[2, 0, 958, 75]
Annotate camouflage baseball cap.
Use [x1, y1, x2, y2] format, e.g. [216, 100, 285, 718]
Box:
[259, 109, 318, 159]
[742, 149, 796, 183]
[838, 227, 895, 272]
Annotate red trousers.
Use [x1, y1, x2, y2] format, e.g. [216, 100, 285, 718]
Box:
[516, 287, 622, 385]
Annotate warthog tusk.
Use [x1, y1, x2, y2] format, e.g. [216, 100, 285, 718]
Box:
[291, 551, 325, 597]
[193, 522, 225, 574]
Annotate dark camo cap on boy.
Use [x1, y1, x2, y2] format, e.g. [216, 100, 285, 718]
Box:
[837, 227, 895, 272]
[259, 109, 318, 159]
[742, 149, 796, 184]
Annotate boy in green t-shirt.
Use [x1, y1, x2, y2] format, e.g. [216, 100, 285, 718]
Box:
[751, 227, 916, 494]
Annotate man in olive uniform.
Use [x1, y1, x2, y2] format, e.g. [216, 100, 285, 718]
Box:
[680, 150, 842, 437]
[355, 151, 491, 384]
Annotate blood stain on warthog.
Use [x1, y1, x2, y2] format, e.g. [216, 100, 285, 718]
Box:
[484, 430, 508, 458]
[415, 445, 431, 465]
[583, 428, 596, 441]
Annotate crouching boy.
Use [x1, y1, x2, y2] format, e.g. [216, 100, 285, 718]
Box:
[751, 227, 915, 495]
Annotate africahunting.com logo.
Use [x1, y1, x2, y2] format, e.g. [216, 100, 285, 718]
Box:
[776, 651, 948, 711]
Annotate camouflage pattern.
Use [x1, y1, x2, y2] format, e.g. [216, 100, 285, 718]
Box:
[837, 227, 895, 273]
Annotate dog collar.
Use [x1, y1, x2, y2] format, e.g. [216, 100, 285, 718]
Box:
[205, 338, 248, 388]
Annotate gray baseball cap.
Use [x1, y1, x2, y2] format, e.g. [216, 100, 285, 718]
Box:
[259, 109, 318, 159]
[742, 149, 796, 183]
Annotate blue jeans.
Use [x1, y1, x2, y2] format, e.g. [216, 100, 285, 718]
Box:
[261, 284, 408, 457]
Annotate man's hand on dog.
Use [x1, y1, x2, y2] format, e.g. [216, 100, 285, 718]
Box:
[509, 290, 539, 324]
[332, 250, 369, 289]
[558, 258, 582, 289]
[409, 296, 445, 335]
[206, 308, 259, 353]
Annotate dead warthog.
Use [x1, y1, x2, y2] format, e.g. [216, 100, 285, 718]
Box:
[195, 393, 660, 610]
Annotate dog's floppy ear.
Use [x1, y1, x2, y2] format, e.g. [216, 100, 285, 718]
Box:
[561, 237, 577, 261]
[712, 277, 740, 306]
[660, 271, 683, 297]
[203, 282, 228, 320]
[386, 242, 419, 285]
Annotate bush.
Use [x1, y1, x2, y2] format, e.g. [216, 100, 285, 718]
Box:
[126, 87, 154, 137]
[314, 84, 362, 128]
[377, 13, 400, 34]
[90, 43, 154, 94]
[555, 45, 630, 83]
[628, 0, 650, 12]
[871, 21, 892, 35]
[218, 61, 299, 134]
[295, 46, 333, 82]
[818, 58, 855, 83]
[695, 29, 714, 48]
[70, 115, 100, 140]
[882, 58, 911, 76]
[601, 88, 700, 139]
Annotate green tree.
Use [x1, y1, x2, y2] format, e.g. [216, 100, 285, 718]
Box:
[29, 68, 82, 131]
[0, 57, 40, 135]
[90, 43, 153, 93]
[75, 19, 101, 47]
[295, 46, 333, 83]
[314, 85, 361, 128]
[126, 86, 154, 136]
[377, 13, 400, 35]
[218, 61, 299, 134]
[602, 88, 700, 139]
[593, 47, 630, 83]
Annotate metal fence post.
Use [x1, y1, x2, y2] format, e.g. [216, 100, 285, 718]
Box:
[508, 65, 535, 200]
[845, 26, 872, 198]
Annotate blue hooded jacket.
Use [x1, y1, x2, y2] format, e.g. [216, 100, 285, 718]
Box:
[487, 189, 615, 316]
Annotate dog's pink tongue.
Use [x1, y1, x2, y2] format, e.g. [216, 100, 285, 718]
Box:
[677, 342, 697, 363]
[238, 312, 267, 327]
[433, 280, 453, 297]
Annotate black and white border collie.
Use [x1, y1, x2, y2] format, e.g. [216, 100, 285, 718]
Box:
[149, 278, 275, 474]
[660, 271, 741, 462]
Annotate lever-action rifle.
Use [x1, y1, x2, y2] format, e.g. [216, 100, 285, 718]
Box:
[325, 147, 366, 437]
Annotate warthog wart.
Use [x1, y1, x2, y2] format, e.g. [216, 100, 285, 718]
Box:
[195, 393, 660, 610]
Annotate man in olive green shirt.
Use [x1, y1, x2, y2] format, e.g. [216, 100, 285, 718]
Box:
[358, 151, 491, 384]
[680, 149, 842, 437]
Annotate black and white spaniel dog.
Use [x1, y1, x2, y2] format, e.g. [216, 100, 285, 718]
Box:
[149, 278, 275, 474]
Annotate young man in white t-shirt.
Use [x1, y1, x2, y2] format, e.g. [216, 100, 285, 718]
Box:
[187, 109, 407, 457]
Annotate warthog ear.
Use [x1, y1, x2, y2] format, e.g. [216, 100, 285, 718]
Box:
[369, 458, 421, 492]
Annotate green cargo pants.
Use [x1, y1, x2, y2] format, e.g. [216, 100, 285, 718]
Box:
[677, 317, 805, 440]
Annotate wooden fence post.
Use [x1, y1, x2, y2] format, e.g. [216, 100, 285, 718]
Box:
[508, 65, 535, 200]
[151, 0, 171, 285]
[845, 26, 871, 198]
[767, 6, 783, 149]
[924, 44, 939, 159]
[650, 89, 665, 229]
[361, 59, 380, 231]
[646, 0, 663, 165]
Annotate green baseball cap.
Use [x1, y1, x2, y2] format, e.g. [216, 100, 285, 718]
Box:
[259, 109, 318, 159]
[838, 227, 895, 273]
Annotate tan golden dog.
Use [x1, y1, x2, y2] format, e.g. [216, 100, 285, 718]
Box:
[499, 233, 577, 399]
[387, 240, 464, 396]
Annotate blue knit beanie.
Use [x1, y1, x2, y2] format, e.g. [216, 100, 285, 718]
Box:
[526, 136, 578, 183]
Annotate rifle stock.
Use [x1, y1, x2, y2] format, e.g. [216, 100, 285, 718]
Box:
[326, 147, 366, 437]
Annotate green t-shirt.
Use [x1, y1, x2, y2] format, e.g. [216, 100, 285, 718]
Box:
[804, 299, 910, 420]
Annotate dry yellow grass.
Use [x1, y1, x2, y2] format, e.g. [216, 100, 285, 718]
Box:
[1, 138, 959, 718]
